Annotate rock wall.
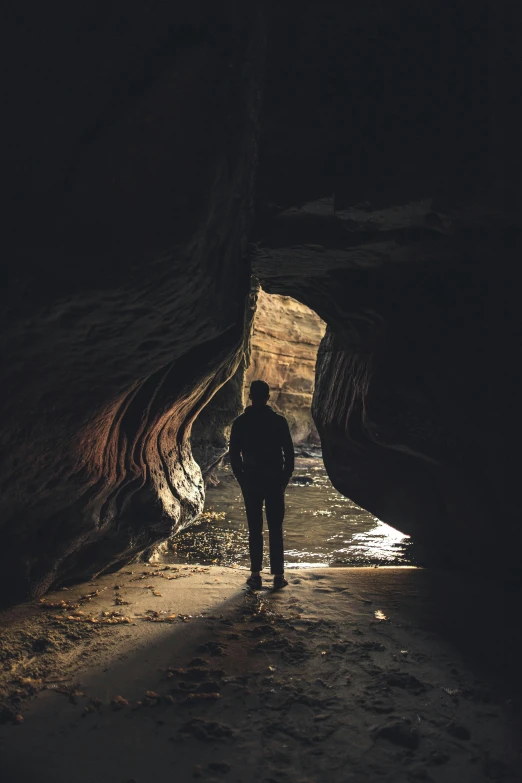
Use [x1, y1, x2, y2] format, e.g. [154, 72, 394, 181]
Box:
[191, 283, 258, 483]
[244, 290, 325, 443]
[1, 0, 521, 607]
[0, 2, 264, 605]
[254, 0, 522, 571]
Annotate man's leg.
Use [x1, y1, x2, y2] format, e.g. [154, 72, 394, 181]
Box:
[265, 482, 285, 576]
[242, 480, 265, 575]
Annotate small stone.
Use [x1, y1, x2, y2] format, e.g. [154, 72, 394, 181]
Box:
[197, 641, 227, 656]
[187, 657, 208, 668]
[111, 695, 129, 709]
[196, 681, 221, 693]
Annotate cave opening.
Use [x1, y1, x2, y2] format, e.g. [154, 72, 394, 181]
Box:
[171, 288, 412, 572]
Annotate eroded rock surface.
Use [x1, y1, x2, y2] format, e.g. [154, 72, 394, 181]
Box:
[254, 2, 521, 570]
[0, 3, 263, 603]
[256, 201, 522, 570]
[244, 289, 325, 443]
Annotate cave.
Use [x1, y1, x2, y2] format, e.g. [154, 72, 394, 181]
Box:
[2, 0, 520, 603]
[187, 289, 411, 572]
[1, 2, 521, 779]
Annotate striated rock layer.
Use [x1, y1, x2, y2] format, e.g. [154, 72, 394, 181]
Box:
[0, 3, 264, 604]
[244, 289, 325, 443]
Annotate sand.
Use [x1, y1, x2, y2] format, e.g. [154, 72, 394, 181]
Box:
[0, 564, 520, 783]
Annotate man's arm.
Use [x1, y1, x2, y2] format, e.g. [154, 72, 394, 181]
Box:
[229, 418, 244, 482]
[281, 418, 295, 482]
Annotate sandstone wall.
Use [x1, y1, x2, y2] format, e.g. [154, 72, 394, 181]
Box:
[244, 290, 325, 443]
[0, 3, 263, 605]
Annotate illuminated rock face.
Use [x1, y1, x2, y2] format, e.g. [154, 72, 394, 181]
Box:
[0, 3, 263, 604]
[244, 290, 326, 443]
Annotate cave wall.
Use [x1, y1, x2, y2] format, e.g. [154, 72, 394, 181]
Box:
[244, 289, 325, 443]
[191, 283, 258, 484]
[254, 1, 522, 570]
[311, 250, 522, 569]
[2, 0, 522, 607]
[0, 2, 264, 604]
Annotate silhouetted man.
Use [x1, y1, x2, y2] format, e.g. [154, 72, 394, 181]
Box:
[229, 380, 294, 590]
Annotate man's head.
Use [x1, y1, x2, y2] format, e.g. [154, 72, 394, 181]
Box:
[249, 380, 270, 406]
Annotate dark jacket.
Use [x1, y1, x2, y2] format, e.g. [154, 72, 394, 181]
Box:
[229, 405, 295, 481]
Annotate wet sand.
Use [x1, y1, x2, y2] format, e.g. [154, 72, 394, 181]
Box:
[0, 565, 520, 782]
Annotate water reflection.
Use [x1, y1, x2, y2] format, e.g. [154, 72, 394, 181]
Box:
[163, 448, 412, 569]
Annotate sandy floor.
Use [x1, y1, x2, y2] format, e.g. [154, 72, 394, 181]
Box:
[0, 565, 520, 783]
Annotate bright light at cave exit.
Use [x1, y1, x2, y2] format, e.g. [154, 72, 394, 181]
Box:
[284, 517, 410, 569]
[333, 518, 409, 561]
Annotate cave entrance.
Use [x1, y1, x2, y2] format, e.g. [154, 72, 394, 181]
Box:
[171, 289, 411, 571]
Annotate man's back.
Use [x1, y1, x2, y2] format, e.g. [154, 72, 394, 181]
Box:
[230, 405, 294, 478]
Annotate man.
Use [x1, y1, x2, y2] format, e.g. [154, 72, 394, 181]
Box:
[229, 380, 295, 590]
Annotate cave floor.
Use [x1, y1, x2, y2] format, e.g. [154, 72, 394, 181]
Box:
[0, 565, 520, 783]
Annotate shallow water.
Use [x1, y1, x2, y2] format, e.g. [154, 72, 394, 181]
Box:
[164, 448, 413, 569]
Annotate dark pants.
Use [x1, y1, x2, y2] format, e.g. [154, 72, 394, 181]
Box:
[241, 474, 285, 574]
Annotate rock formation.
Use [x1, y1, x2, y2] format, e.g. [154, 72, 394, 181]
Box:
[1, 1, 521, 604]
[0, 3, 263, 604]
[244, 289, 325, 443]
[248, 1, 521, 573]
[191, 284, 257, 484]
